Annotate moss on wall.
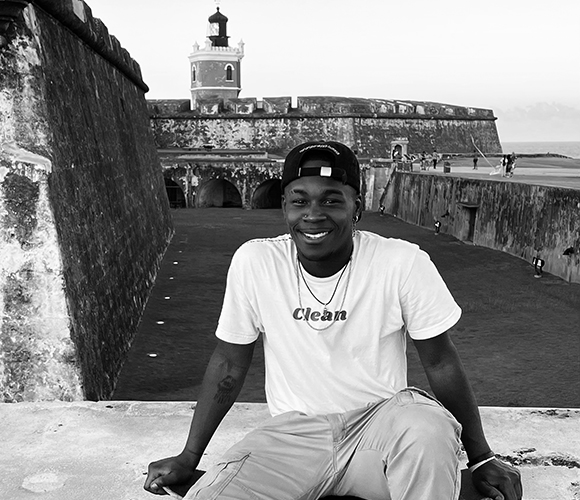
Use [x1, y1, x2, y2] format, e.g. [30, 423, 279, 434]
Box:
[150, 114, 500, 158]
[149, 96, 501, 156]
[0, 2, 172, 401]
[383, 172, 580, 284]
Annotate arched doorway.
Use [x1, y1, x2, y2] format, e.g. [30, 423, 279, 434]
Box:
[196, 179, 242, 208]
[164, 178, 186, 208]
[391, 144, 403, 160]
[251, 179, 282, 209]
[390, 138, 409, 160]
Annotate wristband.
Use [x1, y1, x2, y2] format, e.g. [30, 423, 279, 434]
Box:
[466, 450, 495, 468]
[468, 456, 497, 473]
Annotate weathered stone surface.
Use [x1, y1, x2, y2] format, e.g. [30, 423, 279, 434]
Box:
[159, 151, 283, 209]
[149, 99, 191, 115]
[148, 96, 501, 156]
[0, 402, 578, 500]
[382, 171, 580, 283]
[0, 1, 172, 401]
[263, 97, 291, 114]
[33, 0, 149, 92]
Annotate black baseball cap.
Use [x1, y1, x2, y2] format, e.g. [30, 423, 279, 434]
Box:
[281, 141, 360, 193]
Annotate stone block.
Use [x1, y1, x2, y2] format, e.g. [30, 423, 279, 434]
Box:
[226, 97, 257, 114]
[262, 97, 291, 114]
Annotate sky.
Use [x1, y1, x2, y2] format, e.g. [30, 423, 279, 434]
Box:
[88, 0, 580, 142]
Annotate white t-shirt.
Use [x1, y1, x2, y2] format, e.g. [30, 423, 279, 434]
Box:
[216, 230, 461, 416]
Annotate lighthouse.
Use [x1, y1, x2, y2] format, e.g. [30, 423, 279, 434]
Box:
[189, 4, 244, 109]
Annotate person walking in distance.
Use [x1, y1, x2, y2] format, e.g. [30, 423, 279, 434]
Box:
[144, 141, 522, 500]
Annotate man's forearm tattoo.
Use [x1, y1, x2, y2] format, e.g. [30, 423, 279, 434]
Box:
[214, 375, 236, 404]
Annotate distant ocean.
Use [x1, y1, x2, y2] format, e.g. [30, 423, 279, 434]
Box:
[501, 141, 580, 159]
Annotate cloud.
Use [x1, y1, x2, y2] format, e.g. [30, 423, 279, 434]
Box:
[498, 103, 580, 121]
[495, 103, 580, 142]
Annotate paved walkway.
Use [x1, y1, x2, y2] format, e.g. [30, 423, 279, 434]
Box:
[434, 155, 580, 189]
[113, 209, 579, 407]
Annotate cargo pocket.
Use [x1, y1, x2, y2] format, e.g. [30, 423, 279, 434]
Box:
[187, 453, 250, 500]
[406, 386, 442, 406]
[404, 387, 463, 438]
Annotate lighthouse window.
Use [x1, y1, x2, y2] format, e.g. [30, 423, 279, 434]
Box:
[192, 65, 196, 82]
[225, 64, 233, 81]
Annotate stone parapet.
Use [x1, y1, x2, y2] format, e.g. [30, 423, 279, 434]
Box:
[149, 114, 501, 156]
[382, 171, 580, 283]
[148, 96, 500, 155]
[0, 402, 578, 499]
[148, 96, 496, 120]
[224, 97, 258, 114]
[34, 0, 147, 91]
[0, 0, 147, 91]
[262, 96, 292, 114]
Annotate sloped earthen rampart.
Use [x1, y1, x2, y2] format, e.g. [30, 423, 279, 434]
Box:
[0, 0, 172, 401]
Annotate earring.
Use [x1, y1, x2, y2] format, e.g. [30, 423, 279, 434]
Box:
[352, 214, 359, 237]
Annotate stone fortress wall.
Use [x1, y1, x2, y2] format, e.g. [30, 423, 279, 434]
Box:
[0, 0, 172, 402]
[148, 96, 503, 215]
[148, 96, 502, 157]
[381, 173, 580, 284]
[149, 97, 578, 284]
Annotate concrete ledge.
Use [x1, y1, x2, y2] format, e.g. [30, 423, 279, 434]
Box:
[1, 402, 578, 499]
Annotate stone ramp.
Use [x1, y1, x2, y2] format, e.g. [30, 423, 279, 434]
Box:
[1, 402, 578, 499]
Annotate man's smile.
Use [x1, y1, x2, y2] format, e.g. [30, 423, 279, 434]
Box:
[298, 230, 331, 241]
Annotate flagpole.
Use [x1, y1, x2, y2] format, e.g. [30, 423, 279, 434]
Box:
[470, 135, 495, 168]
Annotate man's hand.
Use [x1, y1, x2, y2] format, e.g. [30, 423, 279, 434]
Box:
[472, 458, 522, 500]
[144, 452, 200, 495]
[143, 341, 255, 496]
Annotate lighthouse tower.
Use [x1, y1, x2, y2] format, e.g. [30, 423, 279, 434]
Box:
[189, 4, 244, 109]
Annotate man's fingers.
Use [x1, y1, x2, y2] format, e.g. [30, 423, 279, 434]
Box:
[477, 481, 504, 500]
[144, 477, 165, 495]
[478, 477, 521, 500]
[494, 466, 522, 500]
[150, 481, 169, 495]
[144, 468, 171, 495]
[143, 470, 158, 491]
[473, 460, 522, 500]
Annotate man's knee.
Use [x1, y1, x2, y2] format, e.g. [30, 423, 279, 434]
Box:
[387, 391, 462, 451]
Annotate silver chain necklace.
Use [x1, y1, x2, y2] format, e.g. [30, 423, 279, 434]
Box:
[295, 255, 353, 331]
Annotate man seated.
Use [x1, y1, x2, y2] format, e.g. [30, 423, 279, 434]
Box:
[145, 140, 522, 500]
